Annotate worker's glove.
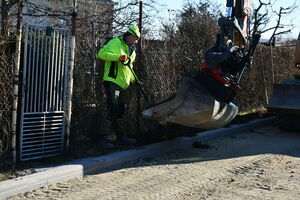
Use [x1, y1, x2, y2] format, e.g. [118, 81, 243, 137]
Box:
[119, 55, 128, 62]
[130, 44, 138, 51]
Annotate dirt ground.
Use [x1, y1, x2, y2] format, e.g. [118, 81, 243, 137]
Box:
[8, 125, 300, 200]
[0, 112, 268, 183]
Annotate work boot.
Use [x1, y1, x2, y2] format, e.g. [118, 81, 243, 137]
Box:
[99, 138, 115, 149]
[99, 120, 115, 149]
[115, 119, 137, 145]
[117, 135, 137, 145]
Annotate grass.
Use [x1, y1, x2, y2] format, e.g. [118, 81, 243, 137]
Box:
[238, 107, 268, 116]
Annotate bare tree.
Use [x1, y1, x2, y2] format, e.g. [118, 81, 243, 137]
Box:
[1, 0, 19, 37]
[251, 0, 297, 44]
[160, 0, 220, 74]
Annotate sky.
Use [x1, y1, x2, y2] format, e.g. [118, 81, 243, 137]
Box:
[156, 0, 300, 39]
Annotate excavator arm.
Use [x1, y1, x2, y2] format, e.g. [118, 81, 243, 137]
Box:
[142, 0, 260, 129]
[204, 0, 260, 94]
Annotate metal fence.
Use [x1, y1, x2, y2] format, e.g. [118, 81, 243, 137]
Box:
[19, 24, 71, 161]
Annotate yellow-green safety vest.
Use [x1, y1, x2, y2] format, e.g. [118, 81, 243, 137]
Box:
[97, 36, 136, 89]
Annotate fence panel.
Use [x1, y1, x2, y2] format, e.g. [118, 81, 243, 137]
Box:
[19, 24, 71, 161]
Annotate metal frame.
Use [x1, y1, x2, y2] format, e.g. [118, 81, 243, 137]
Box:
[20, 24, 71, 161]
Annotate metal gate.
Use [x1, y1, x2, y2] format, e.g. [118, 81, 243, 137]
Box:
[19, 24, 71, 161]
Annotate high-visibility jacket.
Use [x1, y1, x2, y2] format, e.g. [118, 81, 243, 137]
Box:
[97, 36, 136, 89]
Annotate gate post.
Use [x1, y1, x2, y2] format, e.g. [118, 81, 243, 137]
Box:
[65, 0, 77, 150]
[12, 0, 23, 163]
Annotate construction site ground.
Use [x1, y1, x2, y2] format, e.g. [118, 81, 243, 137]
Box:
[7, 124, 300, 200]
[0, 112, 267, 182]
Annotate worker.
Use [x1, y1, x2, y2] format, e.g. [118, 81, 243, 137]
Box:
[97, 25, 140, 149]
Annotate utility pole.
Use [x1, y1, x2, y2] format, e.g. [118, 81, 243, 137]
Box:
[136, 1, 143, 133]
[92, 21, 97, 99]
[138, 1, 143, 51]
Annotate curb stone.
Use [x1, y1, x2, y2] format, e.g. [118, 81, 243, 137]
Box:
[0, 117, 275, 199]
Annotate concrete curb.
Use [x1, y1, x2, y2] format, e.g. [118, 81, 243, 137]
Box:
[0, 117, 274, 199]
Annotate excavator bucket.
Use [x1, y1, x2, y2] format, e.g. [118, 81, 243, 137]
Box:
[142, 74, 238, 129]
[268, 83, 300, 115]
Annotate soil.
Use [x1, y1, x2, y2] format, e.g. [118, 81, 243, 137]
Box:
[8, 125, 300, 200]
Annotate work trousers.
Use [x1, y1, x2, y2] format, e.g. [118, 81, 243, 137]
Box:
[104, 81, 126, 122]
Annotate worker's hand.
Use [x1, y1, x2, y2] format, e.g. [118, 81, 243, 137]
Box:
[135, 80, 145, 88]
[119, 55, 128, 62]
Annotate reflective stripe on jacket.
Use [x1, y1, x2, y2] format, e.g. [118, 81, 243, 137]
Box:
[97, 36, 136, 89]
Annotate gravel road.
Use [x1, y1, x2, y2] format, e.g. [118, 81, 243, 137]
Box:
[9, 125, 300, 200]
